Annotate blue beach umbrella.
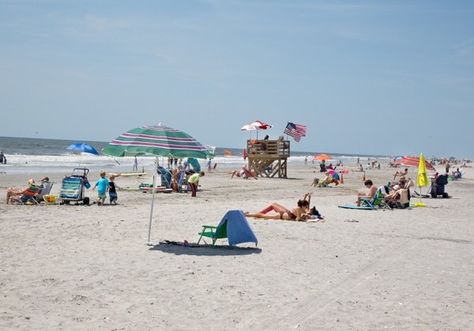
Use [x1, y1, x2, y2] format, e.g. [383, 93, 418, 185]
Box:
[67, 143, 99, 155]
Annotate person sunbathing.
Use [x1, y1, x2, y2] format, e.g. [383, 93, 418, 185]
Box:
[245, 193, 320, 221]
[231, 166, 257, 179]
[312, 174, 338, 187]
[6, 179, 40, 204]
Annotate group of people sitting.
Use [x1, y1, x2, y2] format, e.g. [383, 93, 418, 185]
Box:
[245, 193, 324, 222]
[356, 177, 413, 209]
[6, 177, 51, 204]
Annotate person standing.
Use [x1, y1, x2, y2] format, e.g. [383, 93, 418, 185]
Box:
[133, 156, 138, 172]
[109, 174, 120, 205]
[188, 171, 205, 197]
[0, 151, 6, 164]
[92, 171, 109, 205]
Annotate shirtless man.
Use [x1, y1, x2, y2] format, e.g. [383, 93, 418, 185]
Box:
[393, 168, 408, 180]
[356, 179, 377, 206]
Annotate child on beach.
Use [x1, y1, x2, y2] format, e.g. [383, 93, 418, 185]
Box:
[108, 174, 120, 205]
[92, 171, 109, 205]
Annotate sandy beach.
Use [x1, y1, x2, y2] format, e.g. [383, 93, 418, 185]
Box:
[0, 163, 473, 330]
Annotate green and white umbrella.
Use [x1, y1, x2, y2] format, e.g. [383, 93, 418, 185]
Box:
[102, 124, 209, 159]
[103, 124, 209, 245]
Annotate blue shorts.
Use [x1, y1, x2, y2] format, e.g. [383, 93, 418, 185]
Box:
[98, 191, 107, 199]
[21, 195, 35, 203]
[109, 192, 118, 202]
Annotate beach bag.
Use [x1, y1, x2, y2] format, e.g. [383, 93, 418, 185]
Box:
[310, 206, 322, 218]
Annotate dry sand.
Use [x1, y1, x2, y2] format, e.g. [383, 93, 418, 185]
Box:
[0, 164, 473, 330]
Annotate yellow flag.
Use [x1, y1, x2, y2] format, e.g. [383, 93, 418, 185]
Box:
[417, 153, 429, 187]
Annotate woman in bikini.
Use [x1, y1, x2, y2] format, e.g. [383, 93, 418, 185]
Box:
[245, 193, 313, 221]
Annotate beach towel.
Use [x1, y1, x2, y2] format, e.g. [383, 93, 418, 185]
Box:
[338, 204, 375, 210]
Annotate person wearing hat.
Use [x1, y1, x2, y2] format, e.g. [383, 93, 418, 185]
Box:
[5, 179, 40, 204]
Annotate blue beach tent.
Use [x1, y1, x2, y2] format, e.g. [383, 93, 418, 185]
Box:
[187, 157, 201, 173]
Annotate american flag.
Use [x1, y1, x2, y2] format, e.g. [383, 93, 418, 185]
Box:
[283, 122, 307, 142]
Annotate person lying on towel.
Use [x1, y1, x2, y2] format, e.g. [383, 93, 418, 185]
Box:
[245, 193, 323, 221]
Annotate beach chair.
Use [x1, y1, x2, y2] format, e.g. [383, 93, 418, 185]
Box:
[59, 169, 90, 204]
[34, 182, 53, 203]
[60, 177, 83, 203]
[177, 170, 189, 192]
[360, 189, 389, 209]
[197, 210, 258, 247]
[338, 188, 389, 210]
[198, 224, 228, 246]
[430, 174, 449, 198]
[157, 166, 172, 189]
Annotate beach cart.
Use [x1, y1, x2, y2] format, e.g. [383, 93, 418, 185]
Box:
[59, 168, 91, 204]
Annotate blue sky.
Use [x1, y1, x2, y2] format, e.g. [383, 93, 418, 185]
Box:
[1, 0, 473, 158]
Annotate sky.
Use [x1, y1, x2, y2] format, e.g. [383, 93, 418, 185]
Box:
[1, 0, 473, 158]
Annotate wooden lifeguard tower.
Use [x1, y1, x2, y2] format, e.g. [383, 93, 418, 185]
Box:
[246, 138, 290, 178]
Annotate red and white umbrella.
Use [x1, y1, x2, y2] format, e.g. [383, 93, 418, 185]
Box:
[395, 156, 436, 171]
[241, 120, 272, 140]
[240, 120, 272, 131]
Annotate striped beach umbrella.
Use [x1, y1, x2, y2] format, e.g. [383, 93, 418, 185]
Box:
[396, 156, 435, 171]
[102, 124, 209, 246]
[102, 124, 209, 159]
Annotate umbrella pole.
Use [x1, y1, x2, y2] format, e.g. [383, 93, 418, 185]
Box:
[146, 174, 156, 245]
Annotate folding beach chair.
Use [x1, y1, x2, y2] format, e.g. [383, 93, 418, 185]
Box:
[360, 189, 390, 209]
[35, 182, 54, 203]
[177, 170, 189, 192]
[157, 166, 172, 189]
[338, 188, 390, 210]
[197, 224, 228, 246]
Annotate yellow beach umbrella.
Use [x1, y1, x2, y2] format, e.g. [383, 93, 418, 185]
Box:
[415, 153, 429, 207]
[417, 153, 429, 188]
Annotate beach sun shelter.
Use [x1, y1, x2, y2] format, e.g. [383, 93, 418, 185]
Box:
[415, 153, 430, 207]
[314, 154, 332, 161]
[198, 210, 258, 246]
[102, 124, 209, 245]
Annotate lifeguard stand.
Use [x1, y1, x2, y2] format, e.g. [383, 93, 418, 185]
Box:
[246, 138, 290, 178]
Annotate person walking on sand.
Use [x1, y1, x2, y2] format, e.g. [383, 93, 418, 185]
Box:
[92, 171, 109, 205]
[188, 171, 205, 197]
[108, 174, 120, 205]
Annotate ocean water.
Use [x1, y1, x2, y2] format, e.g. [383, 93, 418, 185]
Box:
[0, 136, 384, 174]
